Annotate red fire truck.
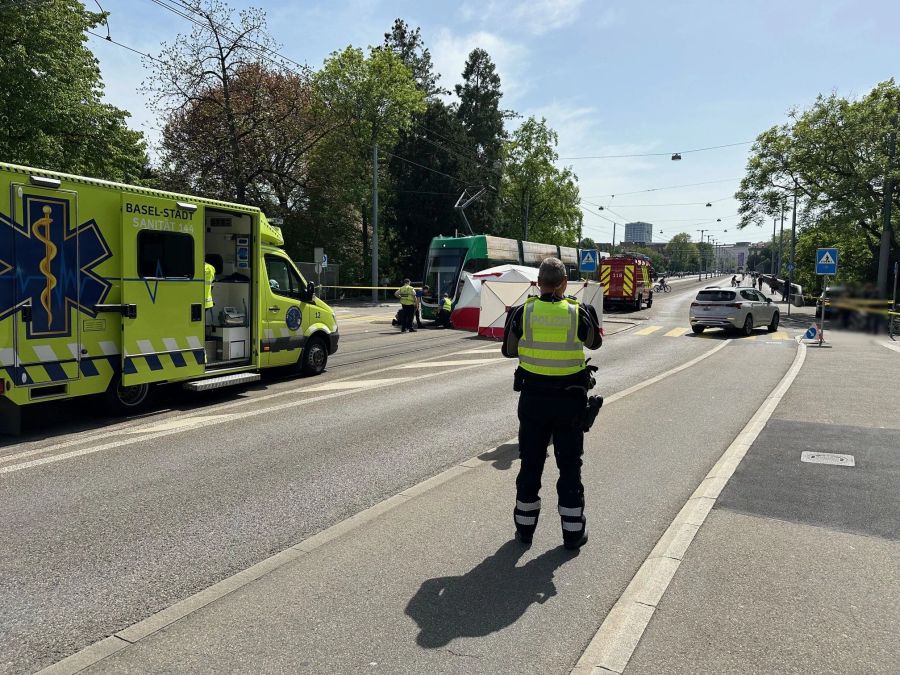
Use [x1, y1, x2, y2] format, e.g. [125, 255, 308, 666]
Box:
[599, 254, 654, 310]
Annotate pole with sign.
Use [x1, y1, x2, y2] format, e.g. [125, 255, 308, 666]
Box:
[814, 248, 838, 346]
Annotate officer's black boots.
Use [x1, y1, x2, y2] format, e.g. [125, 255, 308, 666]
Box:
[563, 530, 588, 550]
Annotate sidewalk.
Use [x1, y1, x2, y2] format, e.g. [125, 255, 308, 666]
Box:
[626, 330, 900, 674]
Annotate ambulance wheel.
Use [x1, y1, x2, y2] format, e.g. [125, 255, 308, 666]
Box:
[105, 376, 152, 414]
[300, 335, 328, 375]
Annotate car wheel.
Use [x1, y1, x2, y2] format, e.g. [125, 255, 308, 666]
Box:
[767, 311, 780, 332]
[104, 375, 152, 415]
[742, 314, 754, 337]
[692, 325, 705, 334]
[300, 335, 328, 375]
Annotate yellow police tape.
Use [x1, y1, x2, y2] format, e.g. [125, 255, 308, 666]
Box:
[320, 285, 423, 290]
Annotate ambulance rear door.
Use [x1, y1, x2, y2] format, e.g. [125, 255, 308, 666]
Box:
[120, 194, 205, 384]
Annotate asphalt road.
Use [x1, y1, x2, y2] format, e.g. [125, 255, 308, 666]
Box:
[1, 274, 798, 674]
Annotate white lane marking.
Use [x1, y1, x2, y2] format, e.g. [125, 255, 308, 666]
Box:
[880, 341, 900, 354]
[302, 378, 414, 391]
[399, 359, 508, 368]
[572, 340, 807, 675]
[38, 337, 739, 674]
[0, 364, 499, 475]
[602, 340, 731, 407]
[124, 416, 230, 433]
[460, 347, 502, 354]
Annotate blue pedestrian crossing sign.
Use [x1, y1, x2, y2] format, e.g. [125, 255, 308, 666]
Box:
[580, 249, 598, 272]
[815, 248, 838, 275]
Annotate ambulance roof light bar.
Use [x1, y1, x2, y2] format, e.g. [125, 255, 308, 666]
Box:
[30, 175, 61, 189]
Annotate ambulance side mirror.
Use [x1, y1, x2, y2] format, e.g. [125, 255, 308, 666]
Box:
[302, 280, 316, 302]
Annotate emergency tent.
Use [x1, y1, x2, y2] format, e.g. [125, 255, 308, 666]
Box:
[450, 265, 539, 331]
[477, 278, 605, 338]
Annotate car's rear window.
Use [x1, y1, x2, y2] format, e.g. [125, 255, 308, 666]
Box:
[696, 290, 735, 302]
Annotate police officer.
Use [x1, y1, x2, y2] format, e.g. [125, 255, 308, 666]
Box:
[395, 278, 418, 333]
[502, 257, 602, 550]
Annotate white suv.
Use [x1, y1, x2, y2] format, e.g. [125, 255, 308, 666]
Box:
[690, 287, 779, 336]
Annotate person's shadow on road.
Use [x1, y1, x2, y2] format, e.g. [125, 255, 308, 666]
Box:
[477, 443, 518, 470]
[405, 540, 578, 648]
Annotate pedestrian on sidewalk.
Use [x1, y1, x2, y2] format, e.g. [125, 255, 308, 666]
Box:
[395, 278, 417, 333]
[502, 257, 602, 550]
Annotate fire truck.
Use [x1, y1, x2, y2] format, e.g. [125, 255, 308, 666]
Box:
[598, 254, 654, 310]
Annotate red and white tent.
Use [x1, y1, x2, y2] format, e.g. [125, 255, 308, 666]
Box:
[450, 265, 539, 331]
[478, 277, 604, 338]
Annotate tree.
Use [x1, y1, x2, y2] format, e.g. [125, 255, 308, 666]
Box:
[381, 20, 464, 278]
[145, 0, 311, 204]
[736, 80, 900, 294]
[312, 45, 426, 277]
[383, 19, 446, 98]
[665, 233, 699, 272]
[0, 0, 146, 181]
[455, 48, 507, 233]
[499, 117, 582, 245]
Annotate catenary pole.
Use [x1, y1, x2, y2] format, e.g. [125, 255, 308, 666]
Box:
[878, 125, 896, 297]
[371, 142, 379, 304]
[788, 190, 797, 316]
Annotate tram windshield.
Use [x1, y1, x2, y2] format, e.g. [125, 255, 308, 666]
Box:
[423, 248, 466, 301]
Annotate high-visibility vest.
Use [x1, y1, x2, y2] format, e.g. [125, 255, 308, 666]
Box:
[442, 297, 452, 312]
[518, 297, 585, 376]
[397, 284, 417, 306]
[204, 262, 215, 309]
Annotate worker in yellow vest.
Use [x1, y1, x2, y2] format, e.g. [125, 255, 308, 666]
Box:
[436, 292, 453, 328]
[204, 261, 216, 325]
[502, 257, 602, 550]
[394, 278, 417, 333]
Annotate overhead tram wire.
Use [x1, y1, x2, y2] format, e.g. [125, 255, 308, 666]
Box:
[85, 30, 165, 64]
[559, 141, 752, 161]
[582, 177, 742, 199]
[381, 151, 470, 186]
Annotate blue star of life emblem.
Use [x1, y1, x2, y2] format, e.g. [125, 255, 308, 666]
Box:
[0, 193, 112, 338]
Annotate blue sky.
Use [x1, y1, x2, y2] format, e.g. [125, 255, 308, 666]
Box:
[89, 0, 900, 245]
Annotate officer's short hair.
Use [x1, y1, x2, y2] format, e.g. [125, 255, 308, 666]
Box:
[538, 257, 567, 288]
[403, 278, 411, 284]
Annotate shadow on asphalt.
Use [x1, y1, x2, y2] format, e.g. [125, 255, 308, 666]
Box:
[478, 442, 518, 470]
[405, 539, 578, 648]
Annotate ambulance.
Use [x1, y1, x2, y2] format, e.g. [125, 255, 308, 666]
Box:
[0, 162, 339, 433]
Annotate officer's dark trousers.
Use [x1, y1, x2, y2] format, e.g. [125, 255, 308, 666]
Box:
[514, 390, 586, 544]
[400, 304, 415, 330]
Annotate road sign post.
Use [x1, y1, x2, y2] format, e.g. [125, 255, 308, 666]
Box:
[580, 250, 598, 274]
[814, 248, 837, 346]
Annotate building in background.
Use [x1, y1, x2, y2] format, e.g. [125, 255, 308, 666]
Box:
[624, 221, 653, 244]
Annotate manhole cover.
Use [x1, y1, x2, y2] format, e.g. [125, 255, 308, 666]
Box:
[801, 451, 855, 467]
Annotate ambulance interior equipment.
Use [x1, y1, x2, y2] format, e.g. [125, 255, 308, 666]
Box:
[205, 210, 253, 366]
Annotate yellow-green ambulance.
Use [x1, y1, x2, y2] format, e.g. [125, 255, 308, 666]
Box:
[0, 162, 338, 433]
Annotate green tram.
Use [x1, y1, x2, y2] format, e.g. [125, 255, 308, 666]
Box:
[420, 234, 592, 319]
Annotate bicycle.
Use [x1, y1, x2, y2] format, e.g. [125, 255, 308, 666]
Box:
[652, 281, 671, 293]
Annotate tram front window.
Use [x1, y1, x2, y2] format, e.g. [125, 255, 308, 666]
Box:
[424, 249, 465, 302]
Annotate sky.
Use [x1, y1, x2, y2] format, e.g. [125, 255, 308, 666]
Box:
[88, 0, 900, 246]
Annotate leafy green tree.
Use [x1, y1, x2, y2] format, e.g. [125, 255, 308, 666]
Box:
[455, 48, 507, 233]
[0, 0, 146, 181]
[312, 45, 426, 278]
[499, 116, 582, 245]
[665, 233, 698, 272]
[736, 80, 900, 294]
[381, 20, 464, 278]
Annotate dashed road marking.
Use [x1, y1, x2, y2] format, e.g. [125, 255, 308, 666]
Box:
[399, 358, 508, 368]
[664, 327, 687, 337]
[635, 325, 662, 336]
